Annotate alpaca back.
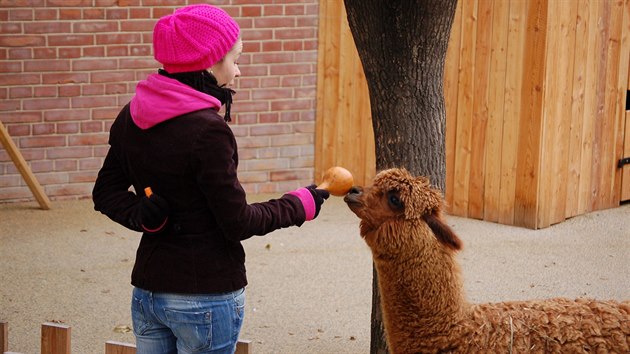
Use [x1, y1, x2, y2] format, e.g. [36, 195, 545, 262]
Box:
[455, 298, 630, 353]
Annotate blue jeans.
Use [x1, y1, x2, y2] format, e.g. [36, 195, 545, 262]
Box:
[131, 287, 245, 354]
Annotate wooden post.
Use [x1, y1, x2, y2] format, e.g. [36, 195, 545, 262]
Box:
[1, 321, 8, 353]
[235, 339, 252, 354]
[105, 341, 136, 354]
[41, 322, 71, 354]
[0, 121, 51, 210]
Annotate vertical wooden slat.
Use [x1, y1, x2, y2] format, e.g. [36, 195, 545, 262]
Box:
[315, 0, 341, 180]
[590, 0, 611, 211]
[452, 0, 478, 215]
[105, 341, 136, 354]
[498, 0, 528, 225]
[536, 0, 575, 228]
[483, 0, 510, 223]
[577, 0, 602, 215]
[1, 321, 8, 353]
[609, 0, 630, 205]
[566, 0, 591, 218]
[467, 0, 494, 219]
[445, 0, 463, 213]
[513, 0, 547, 229]
[315, 0, 374, 187]
[41, 323, 71, 354]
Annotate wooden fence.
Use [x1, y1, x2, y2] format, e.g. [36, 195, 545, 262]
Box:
[0, 322, 252, 354]
[316, 0, 630, 229]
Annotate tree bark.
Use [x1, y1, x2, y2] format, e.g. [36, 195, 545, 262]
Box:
[343, 1, 458, 352]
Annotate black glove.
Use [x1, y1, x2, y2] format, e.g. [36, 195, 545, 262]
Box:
[139, 193, 170, 234]
[305, 184, 330, 219]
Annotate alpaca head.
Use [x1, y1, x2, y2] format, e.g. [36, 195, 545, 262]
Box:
[344, 168, 462, 258]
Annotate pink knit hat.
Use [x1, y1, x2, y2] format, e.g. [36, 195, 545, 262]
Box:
[153, 4, 240, 74]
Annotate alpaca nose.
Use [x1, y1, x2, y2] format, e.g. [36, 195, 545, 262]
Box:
[348, 186, 362, 195]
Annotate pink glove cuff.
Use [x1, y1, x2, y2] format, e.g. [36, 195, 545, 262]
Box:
[288, 188, 316, 221]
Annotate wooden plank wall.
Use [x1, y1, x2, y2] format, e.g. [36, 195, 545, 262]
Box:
[445, 0, 630, 228]
[315, 0, 375, 186]
[316, 0, 629, 229]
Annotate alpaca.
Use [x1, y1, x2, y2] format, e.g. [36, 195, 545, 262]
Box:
[344, 168, 629, 354]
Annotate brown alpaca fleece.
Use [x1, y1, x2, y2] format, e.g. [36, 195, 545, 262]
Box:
[344, 168, 630, 354]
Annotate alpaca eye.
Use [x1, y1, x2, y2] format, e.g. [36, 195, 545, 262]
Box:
[388, 193, 403, 210]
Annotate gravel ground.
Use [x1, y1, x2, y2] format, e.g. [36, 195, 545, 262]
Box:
[1, 196, 628, 354]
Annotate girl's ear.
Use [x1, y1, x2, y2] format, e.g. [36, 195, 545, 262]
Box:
[422, 212, 462, 251]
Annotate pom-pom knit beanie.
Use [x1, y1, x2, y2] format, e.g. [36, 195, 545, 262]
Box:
[153, 4, 240, 74]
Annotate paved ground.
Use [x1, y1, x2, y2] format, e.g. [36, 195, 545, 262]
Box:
[0, 196, 628, 354]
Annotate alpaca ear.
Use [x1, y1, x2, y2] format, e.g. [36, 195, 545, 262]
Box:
[422, 212, 462, 251]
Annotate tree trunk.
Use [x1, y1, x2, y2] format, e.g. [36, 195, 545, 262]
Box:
[343, 1, 458, 352]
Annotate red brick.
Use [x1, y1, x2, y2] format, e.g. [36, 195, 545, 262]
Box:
[48, 34, 94, 46]
[254, 17, 294, 28]
[56, 122, 80, 134]
[242, 6, 262, 17]
[7, 124, 30, 136]
[251, 124, 291, 136]
[9, 87, 33, 99]
[72, 58, 116, 71]
[0, 22, 21, 34]
[0, 35, 45, 47]
[0, 99, 21, 111]
[129, 7, 151, 19]
[95, 33, 142, 45]
[9, 9, 33, 21]
[33, 47, 57, 59]
[24, 59, 71, 72]
[121, 19, 154, 32]
[78, 157, 103, 170]
[44, 109, 89, 122]
[262, 5, 283, 16]
[106, 8, 129, 20]
[69, 170, 98, 183]
[23, 98, 69, 111]
[0, 111, 42, 123]
[34, 86, 58, 97]
[54, 159, 78, 172]
[58, 85, 81, 97]
[270, 169, 311, 182]
[252, 88, 292, 100]
[74, 21, 116, 33]
[19, 136, 66, 148]
[68, 133, 108, 146]
[82, 84, 105, 96]
[271, 98, 312, 111]
[83, 8, 105, 20]
[34, 8, 57, 20]
[24, 22, 71, 34]
[8, 48, 33, 60]
[33, 123, 55, 135]
[42, 73, 90, 84]
[91, 71, 135, 83]
[47, 146, 91, 159]
[83, 46, 105, 57]
[242, 29, 273, 41]
[59, 9, 81, 20]
[276, 28, 315, 40]
[71, 96, 117, 109]
[30, 160, 54, 173]
[270, 63, 314, 75]
[81, 121, 103, 133]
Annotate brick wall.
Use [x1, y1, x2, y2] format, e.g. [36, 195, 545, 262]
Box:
[0, 0, 319, 203]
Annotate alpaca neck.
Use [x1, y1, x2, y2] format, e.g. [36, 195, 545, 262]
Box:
[375, 245, 467, 338]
